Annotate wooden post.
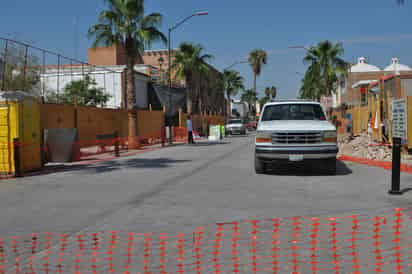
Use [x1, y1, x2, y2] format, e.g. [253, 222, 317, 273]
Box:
[13, 138, 23, 177]
[178, 108, 182, 127]
[114, 131, 120, 157]
[377, 93, 382, 143]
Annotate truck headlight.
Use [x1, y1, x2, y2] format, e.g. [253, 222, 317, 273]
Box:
[322, 131, 337, 142]
[256, 131, 272, 143]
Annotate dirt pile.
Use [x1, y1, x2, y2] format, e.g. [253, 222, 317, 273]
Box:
[338, 134, 392, 161]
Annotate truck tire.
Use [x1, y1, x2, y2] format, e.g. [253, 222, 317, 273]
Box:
[325, 158, 337, 175]
[255, 156, 266, 174]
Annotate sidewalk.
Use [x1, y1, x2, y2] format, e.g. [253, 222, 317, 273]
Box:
[25, 142, 185, 178]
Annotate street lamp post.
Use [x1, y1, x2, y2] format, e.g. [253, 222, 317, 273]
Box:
[168, 11, 208, 89]
[224, 60, 248, 71]
[166, 11, 208, 143]
[290, 46, 315, 100]
[158, 57, 164, 83]
[288, 45, 311, 51]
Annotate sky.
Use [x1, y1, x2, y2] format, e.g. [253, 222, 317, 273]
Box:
[1, 0, 411, 99]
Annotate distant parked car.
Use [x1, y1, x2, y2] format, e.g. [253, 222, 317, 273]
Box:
[246, 120, 257, 131]
[225, 119, 247, 135]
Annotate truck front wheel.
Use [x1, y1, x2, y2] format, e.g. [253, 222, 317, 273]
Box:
[255, 156, 266, 174]
[324, 158, 337, 175]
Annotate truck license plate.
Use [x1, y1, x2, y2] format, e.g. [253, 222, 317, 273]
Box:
[289, 154, 304, 162]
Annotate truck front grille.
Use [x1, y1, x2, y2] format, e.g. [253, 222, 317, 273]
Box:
[272, 132, 322, 144]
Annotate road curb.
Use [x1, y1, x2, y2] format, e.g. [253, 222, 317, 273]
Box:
[338, 154, 412, 174]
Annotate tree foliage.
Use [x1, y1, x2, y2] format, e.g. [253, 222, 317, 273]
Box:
[264, 86, 277, 100]
[241, 89, 257, 115]
[172, 42, 213, 114]
[299, 40, 347, 100]
[248, 49, 267, 95]
[259, 95, 271, 107]
[220, 70, 244, 100]
[47, 76, 111, 107]
[241, 89, 257, 105]
[89, 0, 166, 137]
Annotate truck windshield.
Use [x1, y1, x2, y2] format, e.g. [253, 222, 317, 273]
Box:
[261, 104, 326, 121]
[228, 119, 242, 124]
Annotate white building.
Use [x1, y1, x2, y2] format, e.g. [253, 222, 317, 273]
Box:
[40, 65, 151, 109]
[350, 57, 381, 73]
[384, 57, 412, 74]
[230, 99, 249, 118]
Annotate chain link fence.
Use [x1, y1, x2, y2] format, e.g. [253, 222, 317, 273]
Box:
[0, 37, 125, 108]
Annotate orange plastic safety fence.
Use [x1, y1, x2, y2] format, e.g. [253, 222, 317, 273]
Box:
[0, 209, 411, 273]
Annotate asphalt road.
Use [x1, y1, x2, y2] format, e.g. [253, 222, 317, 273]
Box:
[1, 135, 412, 273]
[0, 135, 411, 237]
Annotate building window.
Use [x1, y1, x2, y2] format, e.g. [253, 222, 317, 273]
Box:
[360, 86, 367, 106]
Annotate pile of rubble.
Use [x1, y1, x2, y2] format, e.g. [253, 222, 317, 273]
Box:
[338, 133, 392, 161]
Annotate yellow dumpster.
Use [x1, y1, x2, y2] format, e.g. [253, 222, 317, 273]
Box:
[0, 91, 42, 175]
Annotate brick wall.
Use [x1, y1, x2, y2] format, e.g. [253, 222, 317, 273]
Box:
[343, 71, 385, 106]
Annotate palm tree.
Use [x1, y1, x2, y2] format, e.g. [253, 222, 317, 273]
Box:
[88, 0, 166, 140]
[172, 42, 213, 114]
[248, 49, 267, 95]
[241, 89, 257, 115]
[301, 40, 347, 99]
[259, 95, 271, 107]
[299, 63, 323, 100]
[264, 86, 277, 100]
[220, 70, 244, 116]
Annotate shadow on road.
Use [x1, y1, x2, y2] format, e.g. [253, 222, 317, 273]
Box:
[401, 187, 412, 194]
[226, 135, 249, 138]
[264, 160, 352, 177]
[187, 141, 231, 147]
[25, 158, 192, 177]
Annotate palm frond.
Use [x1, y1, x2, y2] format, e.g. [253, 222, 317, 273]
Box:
[140, 13, 163, 28]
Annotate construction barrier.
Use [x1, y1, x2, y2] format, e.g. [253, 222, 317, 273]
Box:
[72, 130, 166, 161]
[172, 127, 201, 143]
[0, 209, 411, 273]
[338, 154, 412, 174]
[208, 125, 221, 141]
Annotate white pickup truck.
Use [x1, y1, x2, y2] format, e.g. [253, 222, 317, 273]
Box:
[255, 100, 338, 174]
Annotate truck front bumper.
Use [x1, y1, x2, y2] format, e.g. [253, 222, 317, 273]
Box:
[255, 145, 338, 160]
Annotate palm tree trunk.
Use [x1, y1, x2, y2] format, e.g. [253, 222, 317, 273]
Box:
[184, 71, 193, 114]
[253, 73, 257, 95]
[227, 92, 231, 118]
[198, 92, 203, 114]
[126, 53, 138, 143]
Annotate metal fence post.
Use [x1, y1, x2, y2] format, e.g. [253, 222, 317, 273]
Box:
[389, 137, 402, 195]
[22, 45, 28, 91]
[1, 40, 8, 91]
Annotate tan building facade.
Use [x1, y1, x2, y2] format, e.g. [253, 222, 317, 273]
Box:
[87, 46, 225, 115]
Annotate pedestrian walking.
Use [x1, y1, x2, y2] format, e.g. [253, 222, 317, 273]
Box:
[186, 115, 195, 144]
[382, 115, 389, 143]
[345, 113, 352, 139]
[367, 113, 373, 143]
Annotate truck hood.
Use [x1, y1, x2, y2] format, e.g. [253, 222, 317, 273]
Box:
[226, 123, 244, 128]
[258, 120, 336, 132]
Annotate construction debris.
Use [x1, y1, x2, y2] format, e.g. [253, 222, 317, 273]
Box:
[338, 133, 392, 161]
